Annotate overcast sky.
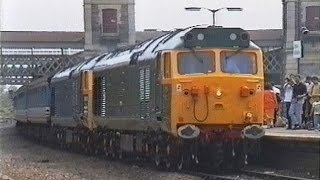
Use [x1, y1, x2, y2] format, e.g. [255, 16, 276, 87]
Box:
[0, 0, 282, 31]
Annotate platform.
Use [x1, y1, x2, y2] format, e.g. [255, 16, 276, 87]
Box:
[264, 127, 320, 142]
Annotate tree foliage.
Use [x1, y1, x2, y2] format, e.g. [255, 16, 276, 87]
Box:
[0, 86, 14, 121]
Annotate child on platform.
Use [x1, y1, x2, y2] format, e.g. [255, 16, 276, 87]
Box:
[310, 97, 320, 131]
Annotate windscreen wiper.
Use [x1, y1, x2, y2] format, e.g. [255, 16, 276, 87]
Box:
[225, 47, 247, 60]
[187, 47, 203, 63]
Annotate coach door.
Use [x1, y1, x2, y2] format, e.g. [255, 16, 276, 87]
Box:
[81, 70, 96, 130]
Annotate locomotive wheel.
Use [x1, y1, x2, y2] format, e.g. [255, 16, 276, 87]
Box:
[177, 153, 192, 171]
[94, 148, 99, 155]
[177, 154, 184, 171]
[233, 143, 245, 171]
[110, 139, 116, 159]
[154, 144, 161, 167]
[104, 148, 109, 157]
[165, 144, 172, 169]
[84, 136, 90, 154]
[103, 138, 109, 157]
[165, 160, 171, 169]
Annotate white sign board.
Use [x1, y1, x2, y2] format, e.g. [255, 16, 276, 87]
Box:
[293, 41, 302, 58]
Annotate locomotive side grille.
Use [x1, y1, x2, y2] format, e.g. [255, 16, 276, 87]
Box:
[145, 68, 151, 118]
[51, 88, 56, 116]
[139, 69, 145, 119]
[139, 67, 151, 119]
[95, 76, 107, 117]
[72, 78, 81, 119]
[100, 76, 107, 116]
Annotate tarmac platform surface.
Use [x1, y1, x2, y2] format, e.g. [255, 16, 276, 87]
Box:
[264, 127, 320, 142]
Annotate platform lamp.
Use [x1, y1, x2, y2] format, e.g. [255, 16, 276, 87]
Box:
[296, 27, 310, 74]
[184, 7, 243, 26]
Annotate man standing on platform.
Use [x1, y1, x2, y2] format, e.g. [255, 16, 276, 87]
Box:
[303, 76, 314, 128]
[309, 77, 320, 128]
[289, 75, 307, 129]
[283, 77, 294, 129]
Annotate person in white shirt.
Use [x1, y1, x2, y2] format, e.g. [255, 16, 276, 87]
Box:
[283, 77, 294, 129]
[305, 76, 314, 95]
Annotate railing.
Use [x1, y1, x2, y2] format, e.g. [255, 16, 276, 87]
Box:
[0, 48, 84, 55]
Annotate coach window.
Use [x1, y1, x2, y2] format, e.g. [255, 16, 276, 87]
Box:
[177, 51, 215, 75]
[221, 52, 257, 75]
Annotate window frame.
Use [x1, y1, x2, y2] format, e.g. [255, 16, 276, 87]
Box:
[177, 51, 215, 75]
[102, 8, 118, 34]
[220, 51, 258, 75]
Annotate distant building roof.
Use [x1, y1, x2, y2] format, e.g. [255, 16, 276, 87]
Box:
[0, 29, 283, 45]
[247, 29, 283, 40]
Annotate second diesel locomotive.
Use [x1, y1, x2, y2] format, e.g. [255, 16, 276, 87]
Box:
[13, 25, 265, 170]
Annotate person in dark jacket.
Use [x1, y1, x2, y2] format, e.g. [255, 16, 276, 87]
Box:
[289, 75, 307, 129]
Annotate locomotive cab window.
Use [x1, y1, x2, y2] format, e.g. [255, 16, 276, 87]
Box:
[177, 51, 215, 75]
[221, 52, 257, 75]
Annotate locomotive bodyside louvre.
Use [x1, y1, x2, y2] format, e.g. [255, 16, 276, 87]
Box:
[72, 76, 83, 124]
[93, 57, 170, 132]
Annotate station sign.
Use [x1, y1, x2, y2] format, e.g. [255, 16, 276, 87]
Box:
[293, 40, 302, 58]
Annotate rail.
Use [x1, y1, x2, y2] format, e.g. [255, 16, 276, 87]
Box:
[182, 169, 315, 180]
[241, 170, 314, 180]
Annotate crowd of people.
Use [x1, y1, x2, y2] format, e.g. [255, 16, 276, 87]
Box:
[264, 74, 320, 131]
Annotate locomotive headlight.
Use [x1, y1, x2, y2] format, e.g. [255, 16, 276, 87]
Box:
[216, 89, 222, 97]
[230, 33, 237, 41]
[246, 112, 253, 118]
[244, 112, 253, 123]
[197, 33, 205, 41]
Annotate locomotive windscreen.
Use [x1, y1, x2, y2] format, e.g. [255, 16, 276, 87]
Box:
[183, 27, 250, 49]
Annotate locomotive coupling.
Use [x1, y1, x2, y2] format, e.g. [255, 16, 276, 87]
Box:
[177, 124, 200, 139]
[242, 125, 265, 139]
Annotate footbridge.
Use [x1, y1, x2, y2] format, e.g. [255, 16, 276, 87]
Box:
[0, 31, 84, 85]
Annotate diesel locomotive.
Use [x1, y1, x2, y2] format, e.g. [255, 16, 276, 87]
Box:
[13, 25, 265, 170]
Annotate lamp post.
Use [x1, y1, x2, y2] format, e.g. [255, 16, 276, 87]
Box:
[185, 7, 243, 26]
[297, 27, 309, 74]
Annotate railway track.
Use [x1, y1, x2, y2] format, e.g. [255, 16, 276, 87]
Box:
[182, 169, 315, 180]
[12, 122, 316, 180]
[240, 170, 315, 180]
